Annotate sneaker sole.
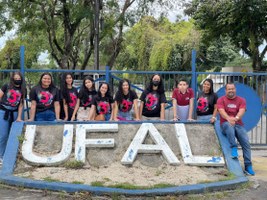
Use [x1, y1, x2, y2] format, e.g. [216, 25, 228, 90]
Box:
[244, 170, 255, 176]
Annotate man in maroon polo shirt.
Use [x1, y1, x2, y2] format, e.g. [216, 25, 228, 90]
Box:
[217, 82, 255, 176]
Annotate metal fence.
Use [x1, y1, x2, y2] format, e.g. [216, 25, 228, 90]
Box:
[0, 48, 266, 145]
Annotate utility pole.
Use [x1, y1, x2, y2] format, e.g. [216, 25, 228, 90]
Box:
[94, 0, 100, 70]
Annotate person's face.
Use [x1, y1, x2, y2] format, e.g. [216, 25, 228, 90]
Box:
[100, 84, 108, 96]
[122, 81, 129, 93]
[65, 75, 73, 86]
[41, 75, 52, 88]
[14, 74, 21, 81]
[85, 79, 93, 90]
[203, 81, 211, 93]
[152, 75, 161, 88]
[225, 84, 236, 99]
[178, 81, 188, 92]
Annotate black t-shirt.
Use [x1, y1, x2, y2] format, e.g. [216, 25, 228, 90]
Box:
[62, 87, 78, 110]
[140, 90, 167, 117]
[78, 90, 97, 108]
[197, 91, 218, 116]
[29, 85, 60, 112]
[0, 84, 22, 110]
[91, 95, 114, 115]
[114, 90, 138, 112]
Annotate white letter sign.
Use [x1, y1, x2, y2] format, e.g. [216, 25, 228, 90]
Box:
[121, 123, 179, 165]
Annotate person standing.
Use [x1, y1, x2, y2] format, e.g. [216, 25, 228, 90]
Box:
[197, 79, 218, 123]
[0, 72, 26, 164]
[114, 79, 140, 121]
[139, 74, 167, 121]
[172, 78, 194, 121]
[28, 73, 61, 121]
[217, 82, 255, 175]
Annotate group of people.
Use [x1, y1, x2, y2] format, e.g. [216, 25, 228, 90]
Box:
[0, 72, 255, 176]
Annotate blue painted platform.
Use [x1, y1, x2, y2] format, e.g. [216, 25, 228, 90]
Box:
[0, 121, 248, 196]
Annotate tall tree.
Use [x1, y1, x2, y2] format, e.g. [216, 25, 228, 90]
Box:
[4, 0, 183, 70]
[185, 0, 267, 71]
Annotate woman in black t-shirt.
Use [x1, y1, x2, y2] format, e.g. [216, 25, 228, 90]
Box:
[71, 76, 97, 121]
[197, 78, 218, 123]
[60, 73, 78, 121]
[139, 74, 167, 120]
[89, 82, 114, 121]
[29, 73, 60, 121]
[114, 79, 139, 121]
[0, 72, 26, 162]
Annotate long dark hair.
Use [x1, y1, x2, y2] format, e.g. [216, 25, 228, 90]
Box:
[78, 76, 95, 101]
[60, 72, 74, 103]
[203, 78, 214, 94]
[38, 72, 56, 89]
[147, 74, 165, 94]
[9, 71, 26, 99]
[97, 82, 112, 99]
[116, 79, 132, 103]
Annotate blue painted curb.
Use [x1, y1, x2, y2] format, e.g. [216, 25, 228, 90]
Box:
[0, 121, 248, 196]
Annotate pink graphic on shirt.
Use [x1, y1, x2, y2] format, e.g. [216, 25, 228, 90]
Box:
[7, 89, 21, 106]
[97, 101, 110, 114]
[120, 99, 132, 112]
[145, 93, 158, 111]
[38, 91, 53, 106]
[69, 92, 77, 109]
[83, 95, 92, 107]
[197, 97, 208, 113]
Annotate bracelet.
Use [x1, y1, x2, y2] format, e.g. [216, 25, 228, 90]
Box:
[212, 116, 216, 120]
[235, 116, 240, 120]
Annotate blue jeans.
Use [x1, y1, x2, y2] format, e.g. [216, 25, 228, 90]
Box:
[221, 122, 252, 166]
[35, 109, 56, 121]
[117, 111, 133, 121]
[0, 109, 18, 159]
[197, 114, 212, 121]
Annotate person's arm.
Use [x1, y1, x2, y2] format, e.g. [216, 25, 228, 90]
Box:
[160, 103, 165, 120]
[28, 100, 37, 121]
[63, 99, 68, 121]
[139, 101, 144, 120]
[113, 101, 119, 121]
[218, 108, 236, 126]
[54, 101, 60, 120]
[0, 89, 4, 99]
[89, 105, 96, 120]
[109, 102, 115, 121]
[187, 98, 194, 121]
[133, 99, 140, 121]
[172, 98, 178, 121]
[16, 101, 24, 121]
[210, 104, 218, 123]
[71, 98, 80, 121]
[234, 108, 246, 122]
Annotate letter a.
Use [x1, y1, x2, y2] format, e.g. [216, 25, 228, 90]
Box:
[121, 123, 179, 165]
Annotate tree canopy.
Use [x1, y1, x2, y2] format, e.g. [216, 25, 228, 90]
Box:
[185, 0, 267, 71]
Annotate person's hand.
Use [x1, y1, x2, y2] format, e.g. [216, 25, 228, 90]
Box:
[227, 117, 236, 126]
[187, 118, 194, 121]
[64, 117, 68, 121]
[16, 118, 23, 122]
[114, 118, 119, 121]
[135, 118, 140, 121]
[210, 116, 216, 124]
[27, 118, 34, 122]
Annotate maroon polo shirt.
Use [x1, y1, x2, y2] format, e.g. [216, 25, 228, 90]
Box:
[172, 88, 194, 106]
